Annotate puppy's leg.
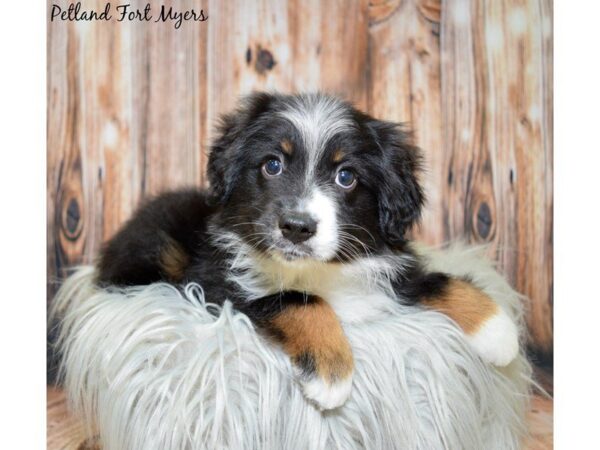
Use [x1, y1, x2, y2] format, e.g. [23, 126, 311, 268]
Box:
[240, 292, 353, 410]
[420, 275, 519, 366]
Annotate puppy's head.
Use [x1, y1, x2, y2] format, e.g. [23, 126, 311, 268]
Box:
[208, 92, 424, 263]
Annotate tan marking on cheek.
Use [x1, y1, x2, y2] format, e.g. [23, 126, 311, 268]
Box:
[270, 296, 353, 382]
[421, 279, 499, 335]
[332, 149, 344, 163]
[281, 139, 293, 155]
[160, 238, 190, 282]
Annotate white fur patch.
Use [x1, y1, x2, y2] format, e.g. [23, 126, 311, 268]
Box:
[467, 308, 520, 367]
[303, 188, 338, 260]
[209, 227, 409, 320]
[301, 373, 353, 411]
[278, 94, 354, 181]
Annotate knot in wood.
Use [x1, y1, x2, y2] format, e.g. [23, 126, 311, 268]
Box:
[255, 47, 276, 74]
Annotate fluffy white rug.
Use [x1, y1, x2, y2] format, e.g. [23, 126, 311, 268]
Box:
[50, 244, 532, 450]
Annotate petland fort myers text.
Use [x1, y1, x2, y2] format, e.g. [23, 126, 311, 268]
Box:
[50, 2, 208, 29]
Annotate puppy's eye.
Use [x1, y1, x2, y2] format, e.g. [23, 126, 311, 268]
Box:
[262, 159, 283, 177]
[335, 169, 357, 190]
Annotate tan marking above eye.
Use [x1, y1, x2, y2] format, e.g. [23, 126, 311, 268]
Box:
[332, 149, 344, 163]
[281, 139, 293, 155]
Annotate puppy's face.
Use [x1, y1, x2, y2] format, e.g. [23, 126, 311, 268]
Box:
[208, 93, 423, 263]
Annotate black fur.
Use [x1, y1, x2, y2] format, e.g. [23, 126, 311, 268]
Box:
[236, 291, 317, 325]
[207, 92, 276, 205]
[294, 352, 317, 379]
[392, 269, 450, 306]
[97, 190, 215, 286]
[363, 118, 424, 246]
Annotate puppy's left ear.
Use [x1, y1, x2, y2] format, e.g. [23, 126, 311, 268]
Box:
[366, 119, 425, 246]
[207, 92, 275, 204]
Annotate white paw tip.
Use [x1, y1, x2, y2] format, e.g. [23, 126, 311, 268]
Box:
[301, 373, 353, 411]
[468, 309, 519, 367]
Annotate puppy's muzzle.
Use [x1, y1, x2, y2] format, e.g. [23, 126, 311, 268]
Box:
[278, 213, 317, 244]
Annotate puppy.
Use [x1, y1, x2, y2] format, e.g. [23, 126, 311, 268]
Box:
[97, 92, 518, 410]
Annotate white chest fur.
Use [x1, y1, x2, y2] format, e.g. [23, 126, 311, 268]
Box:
[227, 250, 410, 324]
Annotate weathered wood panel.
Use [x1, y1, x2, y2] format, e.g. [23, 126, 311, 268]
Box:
[368, 0, 444, 245]
[47, 0, 553, 356]
[47, 386, 88, 449]
[439, 0, 553, 356]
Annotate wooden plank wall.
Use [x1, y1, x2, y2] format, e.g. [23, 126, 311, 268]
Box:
[47, 0, 553, 358]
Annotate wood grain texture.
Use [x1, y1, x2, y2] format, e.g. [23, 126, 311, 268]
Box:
[47, 386, 89, 450]
[368, 0, 444, 244]
[439, 0, 553, 356]
[47, 0, 553, 356]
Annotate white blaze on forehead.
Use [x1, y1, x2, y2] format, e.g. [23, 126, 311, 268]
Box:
[304, 188, 338, 260]
[278, 94, 354, 179]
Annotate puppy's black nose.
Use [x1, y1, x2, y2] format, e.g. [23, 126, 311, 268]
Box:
[279, 213, 317, 244]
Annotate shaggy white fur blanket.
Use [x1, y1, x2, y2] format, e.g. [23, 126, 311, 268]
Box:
[51, 244, 532, 450]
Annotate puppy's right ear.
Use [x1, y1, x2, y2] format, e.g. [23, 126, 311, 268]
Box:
[207, 92, 274, 204]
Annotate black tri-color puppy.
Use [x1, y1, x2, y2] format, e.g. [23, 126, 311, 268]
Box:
[97, 92, 518, 410]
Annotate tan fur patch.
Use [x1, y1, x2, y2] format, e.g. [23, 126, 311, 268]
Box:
[421, 279, 499, 335]
[332, 149, 344, 163]
[281, 139, 293, 155]
[160, 237, 190, 282]
[270, 297, 353, 382]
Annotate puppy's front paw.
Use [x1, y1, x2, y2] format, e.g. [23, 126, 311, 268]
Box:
[421, 278, 520, 367]
[293, 351, 354, 411]
[266, 295, 355, 410]
[301, 372, 353, 411]
[467, 308, 519, 367]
